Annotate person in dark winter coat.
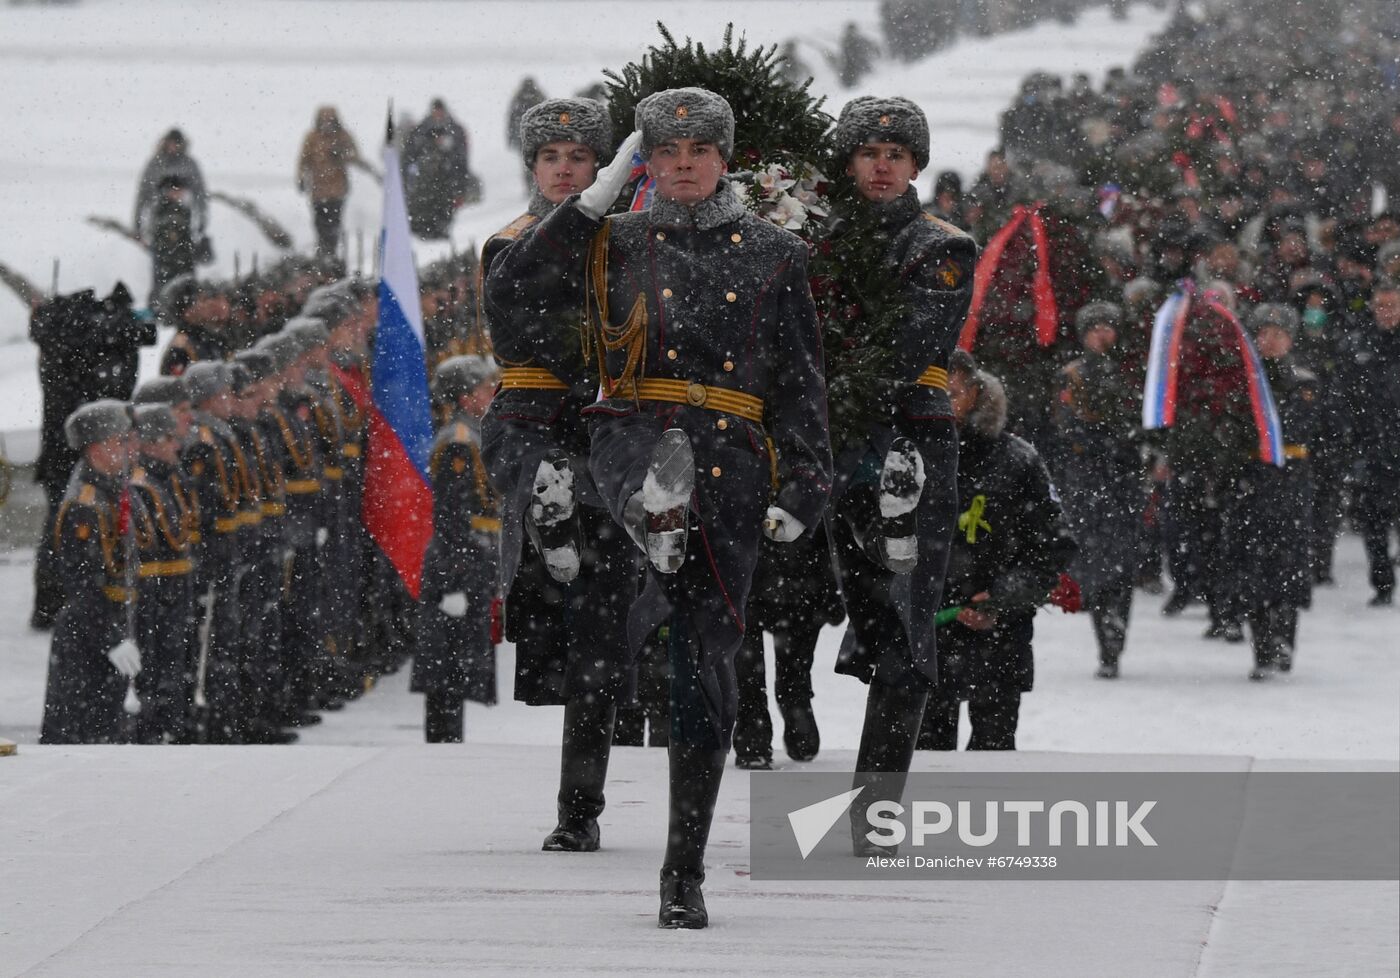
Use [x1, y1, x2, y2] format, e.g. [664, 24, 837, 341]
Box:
[134, 129, 208, 246]
[1338, 280, 1400, 606]
[498, 88, 831, 930]
[506, 77, 547, 149]
[403, 99, 477, 239]
[480, 97, 641, 852]
[413, 356, 501, 742]
[142, 174, 200, 306]
[29, 283, 152, 630]
[732, 530, 843, 768]
[40, 401, 145, 744]
[819, 97, 976, 852]
[158, 278, 231, 375]
[920, 353, 1076, 750]
[1050, 301, 1143, 679]
[1230, 304, 1319, 679]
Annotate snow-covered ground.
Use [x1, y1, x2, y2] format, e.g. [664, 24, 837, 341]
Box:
[0, 0, 1162, 454]
[3, 3, 1397, 975]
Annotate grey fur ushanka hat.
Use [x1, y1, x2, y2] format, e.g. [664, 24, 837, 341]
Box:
[433, 354, 499, 401]
[133, 404, 177, 442]
[520, 98, 614, 167]
[635, 88, 735, 161]
[1249, 303, 1300, 339]
[832, 96, 931, 171]
[1075, 301, 1124, 337]
[183, 362, 232, 405]
[65, 399, 132, 451]
[133, 376, 190, 407]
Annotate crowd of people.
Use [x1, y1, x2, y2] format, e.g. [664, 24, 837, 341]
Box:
[916, 5, 1399, 691]
[30, 0, 1398, 932]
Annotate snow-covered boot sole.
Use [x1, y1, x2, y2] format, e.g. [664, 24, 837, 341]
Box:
[641, 429, 694, 575]
[873, 437, 925, 574]
[529, 453, 581, 583]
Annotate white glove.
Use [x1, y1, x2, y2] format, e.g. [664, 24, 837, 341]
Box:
[107, 639, 142, 678]
[763, 506, 806, 544]
[439, 592, 469, 618]
[316, 527, 330, 547]
[577, 130, 644, 220]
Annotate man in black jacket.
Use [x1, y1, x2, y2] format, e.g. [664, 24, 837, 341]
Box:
[921, 352, 1076, 750]
[1340, 279, 1400, 606]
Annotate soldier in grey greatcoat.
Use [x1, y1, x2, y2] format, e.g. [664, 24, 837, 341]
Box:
[481, 98, 641, 854]
[820, 98, 977, 854]
[492, 88, 831, 929]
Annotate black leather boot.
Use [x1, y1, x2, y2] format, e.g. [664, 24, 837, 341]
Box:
[543, 697, 616, 852]
[850, 680, 928, 857]
[424, 692, 464, 743]
[658, 743, 726, 929]
[733, 632, 773, 769]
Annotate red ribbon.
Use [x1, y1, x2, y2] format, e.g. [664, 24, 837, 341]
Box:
[959, 202, 1059, 351]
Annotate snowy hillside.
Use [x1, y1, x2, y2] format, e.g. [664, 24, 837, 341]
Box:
[0, 0, 1163, 450]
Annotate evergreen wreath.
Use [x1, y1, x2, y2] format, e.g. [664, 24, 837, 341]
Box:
[808, 179, 912, 453]
[603, 23, 834, 231]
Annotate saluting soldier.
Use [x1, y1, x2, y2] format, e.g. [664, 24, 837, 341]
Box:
[129, 404, 200, 742]
[481, 97, 641, 854]
[181, 362, 250, 742]
[819, 98, 977, 852]
[413, 355, 502, 742]
[40, 401, 144, 744]
[496, 89, 831, 928]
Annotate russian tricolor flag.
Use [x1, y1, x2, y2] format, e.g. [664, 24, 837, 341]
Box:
[363, 116, 435, 597]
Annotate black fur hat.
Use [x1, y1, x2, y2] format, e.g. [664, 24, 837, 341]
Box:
[832, 96, 930, 171]
[635, 88, 735, 161]
[520, 98, 613, 167]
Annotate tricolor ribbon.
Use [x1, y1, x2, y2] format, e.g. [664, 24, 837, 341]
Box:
[1203, 293, 1286, 468]
[1142, 280, 1193, 429]
[628, 150, 654, 212]
[1142, 280, 1285, 467]
[958, 202, 1059, 351]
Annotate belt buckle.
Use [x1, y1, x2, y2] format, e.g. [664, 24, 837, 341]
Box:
[686, 382, 708, 408]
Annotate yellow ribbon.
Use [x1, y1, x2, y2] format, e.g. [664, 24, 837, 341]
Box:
[958, 494, 991, 543]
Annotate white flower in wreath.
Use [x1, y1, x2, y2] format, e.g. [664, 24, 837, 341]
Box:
[769, 192, 811, 230]
[754, 164, 796, 199]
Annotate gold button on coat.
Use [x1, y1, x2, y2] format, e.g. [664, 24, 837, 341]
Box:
[725, 291, 737, 302]
[731, 233, 742, 243]
[667, 349, 678, 360]
[716, 418, 728, 430]
[711, 466, 722, 478]
[723, 360, 734, 372]
[655, 231, 666, 241]
[662, 288, 673, 298]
